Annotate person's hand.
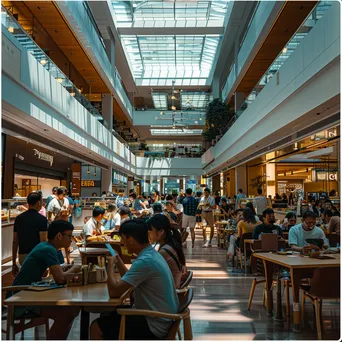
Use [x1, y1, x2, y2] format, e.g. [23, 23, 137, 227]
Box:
[69, 264, 82, 273]
[106, 255, 117, 266]
[303, 244, 320, 254]
[12, 264, 19, 277]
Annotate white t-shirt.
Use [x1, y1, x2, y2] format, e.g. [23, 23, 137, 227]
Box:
[176, 203, 184, 213]
[113, 212, 121, 226]
[47, 197, 70, 217]
[288, 224, 326, 247]
[254, 196, 268, 215]
[83, 217, 104, 237]
[200, 196, 215, 212]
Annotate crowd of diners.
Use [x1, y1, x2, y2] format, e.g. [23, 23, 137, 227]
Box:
[7, 186, 340, 339]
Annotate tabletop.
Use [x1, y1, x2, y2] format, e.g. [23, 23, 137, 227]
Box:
[245, 239, 288, 244]
[78, 247, 111, 255]
[4, 282, 123, 307]
[253, 252, 340, 268]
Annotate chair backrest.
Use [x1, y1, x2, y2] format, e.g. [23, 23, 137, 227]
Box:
[308, 267, 340, 298]
[326, 233, 340, 247]
[261, 234, 278, 251]
[179, 270, 193, 289]
[178, 287, 194, 313]
[239, 232, 253, 251]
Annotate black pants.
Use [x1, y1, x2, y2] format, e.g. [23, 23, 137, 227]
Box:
[96, 308, 158, 340]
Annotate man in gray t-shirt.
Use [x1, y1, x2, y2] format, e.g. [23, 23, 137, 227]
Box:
[90, 219, 179, 340]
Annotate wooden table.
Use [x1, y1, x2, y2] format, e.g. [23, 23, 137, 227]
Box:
[4, 282, 126, 340]
[253, 252, 340, 332]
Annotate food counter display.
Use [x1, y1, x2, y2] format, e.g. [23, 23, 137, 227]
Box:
[1, 199, 27, 263]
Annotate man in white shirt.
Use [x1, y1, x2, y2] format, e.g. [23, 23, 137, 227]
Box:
[199, 188, 216, 247]
[83, 207, 105, 242]
[47, 187, 70, 223]
[254, 188, 269, 216]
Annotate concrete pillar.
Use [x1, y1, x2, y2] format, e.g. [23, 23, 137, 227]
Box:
[235, 163, 247, 196]
[234, 92, 245, 115]
[102, 166, 112, 193]
[102, 94, 113, 130]
[266, 153, 276, 197]
[212, 75, 221, 100]
[104, 28, 115, 68]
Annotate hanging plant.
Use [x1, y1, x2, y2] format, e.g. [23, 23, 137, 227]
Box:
[202, 98, 235, 142]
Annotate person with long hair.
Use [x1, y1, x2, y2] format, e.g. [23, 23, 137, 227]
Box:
[147, 214, 186, 288]
[245, 202, 260, 221]
[154, 190, 160, 203]
[103, 204, 121, 231]
[237, 208, 262, 238]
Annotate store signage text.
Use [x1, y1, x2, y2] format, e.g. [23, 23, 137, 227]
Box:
[81, 180, 94, 187]
[72, 172, 80, 179]
[33, 149, 54, 166]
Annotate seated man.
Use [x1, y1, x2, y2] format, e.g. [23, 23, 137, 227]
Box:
[289, 210, 327, 252]
[321, 209, 340, 234]
[10, 220, 81, 340]
[252, 208, 283, 239]
[82, 206, 105, 242]
[90, 219, 179, 340]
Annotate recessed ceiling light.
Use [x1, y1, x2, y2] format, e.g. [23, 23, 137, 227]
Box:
[40, 59, 47, 65]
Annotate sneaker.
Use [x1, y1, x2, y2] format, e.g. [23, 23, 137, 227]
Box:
[203, 241, 209, 248]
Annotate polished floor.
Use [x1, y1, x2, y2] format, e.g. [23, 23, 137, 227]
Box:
[3, 228, 340, 340]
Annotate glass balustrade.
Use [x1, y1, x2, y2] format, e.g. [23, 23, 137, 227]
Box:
[1, 5, 103, 121]
[234, 0, 333, 117]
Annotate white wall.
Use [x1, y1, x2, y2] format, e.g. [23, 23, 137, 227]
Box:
[203, 2, 340, 175]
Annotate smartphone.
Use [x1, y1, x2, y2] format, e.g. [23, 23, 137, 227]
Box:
[105, 243, 117, 256]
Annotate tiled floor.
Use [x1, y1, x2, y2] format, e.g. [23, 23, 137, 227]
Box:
[3, 229, 340, 340]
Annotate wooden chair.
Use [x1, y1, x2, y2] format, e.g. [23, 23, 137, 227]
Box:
[117, 288, 194, 340]
[179, 271, 193, 290]
[301, 267, 340, 339]
[235, 232, 253, 271]
[2, 285, 49, 340]
[326, 233, 340, 247]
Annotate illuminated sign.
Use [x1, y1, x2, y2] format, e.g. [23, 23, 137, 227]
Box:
[81, 180, 95, 187]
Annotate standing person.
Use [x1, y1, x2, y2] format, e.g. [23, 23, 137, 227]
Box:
[116, 191, 125, 208]
[288, 192, 294, 206]
[254, 188, 268, 216]
[181, 188, 198, 248]
[252, 208, 283, 239]
[236, 189, 246, 208]
[47, 187, 70, 223]
[46, 186, 58, 209]
[12, 192, 48, 275]
[154, 190, 161, 203]
[199, 188, 216, 247]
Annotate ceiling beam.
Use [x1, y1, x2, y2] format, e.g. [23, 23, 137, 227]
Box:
[118, 26, 224, 35]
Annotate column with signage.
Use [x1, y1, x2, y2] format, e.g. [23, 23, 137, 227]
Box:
[71, 163, 81, 196]
[102, 166, 113, 193]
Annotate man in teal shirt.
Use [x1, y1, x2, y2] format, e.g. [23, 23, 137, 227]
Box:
[90, 219, 179, 340]
[10, 220, 81, 340]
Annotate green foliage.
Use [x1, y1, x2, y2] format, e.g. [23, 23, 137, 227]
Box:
[249, 175, 266, 190]
[202, 98, 234, 142]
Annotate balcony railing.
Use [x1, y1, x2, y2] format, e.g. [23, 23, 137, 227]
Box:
[115, 68, 133, 118]
[1, 5, 103, 120]
[234, 0, 333, 117]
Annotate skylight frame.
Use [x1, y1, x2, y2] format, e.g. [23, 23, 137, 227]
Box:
[181, 92, 213, 110]
[152, 93, 168, 110]
[150, 128, 203, 136]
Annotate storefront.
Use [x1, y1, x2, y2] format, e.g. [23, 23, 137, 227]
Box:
[80, 165, 102, 197]
[2, 135, 73, 198]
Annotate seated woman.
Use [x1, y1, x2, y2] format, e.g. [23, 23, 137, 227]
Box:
[147, 214, 186, 288]
[237, 208, 262, 239]
[103, 204, 121, 231]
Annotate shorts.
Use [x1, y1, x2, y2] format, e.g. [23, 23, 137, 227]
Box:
[96, 308, 158, 340]
[202, 211, 214, 228]
[182, 214, 196, 229]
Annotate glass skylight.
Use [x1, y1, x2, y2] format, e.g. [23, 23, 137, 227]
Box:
[121, 34, 221, 80]
[152, 93, 168, 110]
[150, 128, 203, 136]
[112, 1, 230, 28]
[181, 92, 212, 110]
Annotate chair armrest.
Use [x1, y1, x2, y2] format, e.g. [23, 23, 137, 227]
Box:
[117, 308, 183, 320]
[2, 285, 30, 292]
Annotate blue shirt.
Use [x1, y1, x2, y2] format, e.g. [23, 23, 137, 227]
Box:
[122, 245, 179, 338]
[182, 196, 198, 217]
[288, 224, 326, 247]
[12, 242, 60, 286]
